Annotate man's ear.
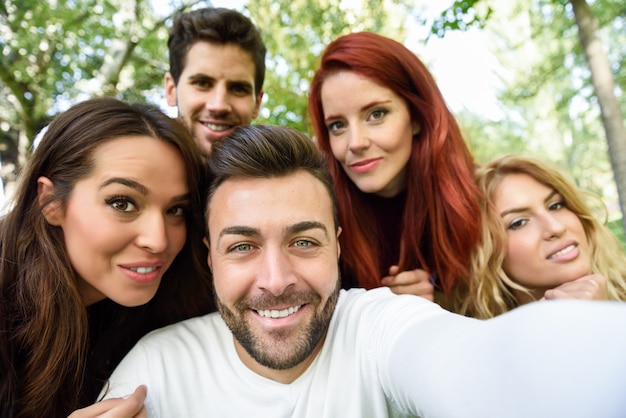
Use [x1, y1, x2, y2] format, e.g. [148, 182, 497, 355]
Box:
[164, 72, 178, 107]
[203, 237, 212, 270]
[37, 176, 63, 226]
[252, 90, 264, 119]
[336, 226, 342, 259]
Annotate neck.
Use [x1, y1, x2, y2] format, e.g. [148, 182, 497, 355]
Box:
[233, 334, 327, 384]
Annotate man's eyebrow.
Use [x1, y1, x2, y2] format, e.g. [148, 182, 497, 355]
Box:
[188, 73, 215, 81]
[218, 226, 261, 239]
[286, 221, 329, 239]
[100, 178, 147, 195]
[216, 222, 329, 240]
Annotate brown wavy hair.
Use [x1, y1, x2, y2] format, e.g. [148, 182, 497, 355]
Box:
[308, 32, 482, 296]
[0, 98, 214, 417]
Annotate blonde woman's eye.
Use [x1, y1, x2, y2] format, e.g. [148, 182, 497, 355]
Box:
[508, 218, 527, 230]
[549, 201, 566, 211]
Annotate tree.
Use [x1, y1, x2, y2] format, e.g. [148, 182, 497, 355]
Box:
[569, 0, 626, 231]
[0, 0, 416, 187]
[0, 0, 208, 170]
[433, 0, 626, 229]
[245, 0, 413, 134]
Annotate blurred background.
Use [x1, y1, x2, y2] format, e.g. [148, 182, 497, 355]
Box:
[1, 0, 624, 238]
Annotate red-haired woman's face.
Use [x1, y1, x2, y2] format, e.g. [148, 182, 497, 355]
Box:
[320, 71, 419, 198]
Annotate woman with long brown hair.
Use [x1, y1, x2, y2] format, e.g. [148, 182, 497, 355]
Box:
[0, 98, 214, 417]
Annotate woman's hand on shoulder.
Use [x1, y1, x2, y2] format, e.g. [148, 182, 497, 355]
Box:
[381, 266, 434, 301]
[542, 274, 608, 301]
[67, 385, 147, 418]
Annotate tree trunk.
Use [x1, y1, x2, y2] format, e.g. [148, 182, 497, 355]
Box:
[569, 0, 626, 232]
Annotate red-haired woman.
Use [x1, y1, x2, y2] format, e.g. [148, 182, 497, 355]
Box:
[308, 32, 482, 305]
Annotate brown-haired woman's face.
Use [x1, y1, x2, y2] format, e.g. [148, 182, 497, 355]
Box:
[320, 71, 420, 198]
[40, 136, 190, 306]
[493, 173, 591, 297]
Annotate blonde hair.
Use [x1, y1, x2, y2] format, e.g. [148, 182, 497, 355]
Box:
[456, 154, 626, 318]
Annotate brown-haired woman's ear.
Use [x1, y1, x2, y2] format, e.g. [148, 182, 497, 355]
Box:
[37, 176, 63, 226]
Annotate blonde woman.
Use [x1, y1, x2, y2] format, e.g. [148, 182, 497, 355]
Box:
[457, 154, 626, 318]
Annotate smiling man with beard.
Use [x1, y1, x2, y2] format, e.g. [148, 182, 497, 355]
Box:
[102, 125, 626, 418]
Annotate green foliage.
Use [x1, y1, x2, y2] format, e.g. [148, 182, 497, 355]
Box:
[430, 0, 492, 38]
[0, 0, 209, 165]
[608, 218, 626, 246]
[245, 0, 410, 134]
[1, 0, 624, 227]
[0, 0, 413, 170]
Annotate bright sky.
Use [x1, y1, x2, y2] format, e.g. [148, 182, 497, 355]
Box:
[208, 0, 503, 120]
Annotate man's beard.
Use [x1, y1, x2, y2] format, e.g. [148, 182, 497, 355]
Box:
[217, 278, 341, 370]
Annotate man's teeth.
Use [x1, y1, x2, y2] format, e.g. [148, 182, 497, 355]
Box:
[130, 266, 157, 274]
[549, 244, 576, 259]
[256, 305, 302, 319]
[203, 122, 231, 132]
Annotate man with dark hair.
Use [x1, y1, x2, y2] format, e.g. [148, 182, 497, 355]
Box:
[165, 7, 266, 155]
[103, 125, 626, 417]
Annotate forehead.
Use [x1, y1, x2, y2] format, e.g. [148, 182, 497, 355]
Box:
[320, 71, 404, 112]
[183, 41, 256, 82]
[493, 173, 552, 210]
[207, 171, 334, 236]
[88, 135, 186, 179]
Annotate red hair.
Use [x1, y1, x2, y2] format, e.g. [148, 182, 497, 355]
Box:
[308, 32, 482, 296]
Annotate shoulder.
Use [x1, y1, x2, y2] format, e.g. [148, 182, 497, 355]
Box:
[337, 287, 440, 316]
[137, 312, 227, 349]
[331, 288, 449, 338]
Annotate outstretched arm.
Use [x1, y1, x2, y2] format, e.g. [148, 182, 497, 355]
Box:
[383, 299, 626, 418]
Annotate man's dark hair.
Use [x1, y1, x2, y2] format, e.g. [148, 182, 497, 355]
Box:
[167, 7, 266, 96]
[206, 125, 338, 229]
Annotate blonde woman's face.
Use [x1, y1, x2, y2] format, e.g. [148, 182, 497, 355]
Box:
[493, 173, 591, 297]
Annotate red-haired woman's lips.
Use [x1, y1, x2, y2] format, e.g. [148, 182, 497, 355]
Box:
[349, 158, 382, 174]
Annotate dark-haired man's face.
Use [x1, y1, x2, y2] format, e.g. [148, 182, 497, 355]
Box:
[205, 170, 341, 381]
[165, 41, 263, 155]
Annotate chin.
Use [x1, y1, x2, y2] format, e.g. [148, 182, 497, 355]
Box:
[114, 292, 158, 308]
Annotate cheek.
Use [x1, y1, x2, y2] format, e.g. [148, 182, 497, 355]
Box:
[211, 262, 248, 303]
[63, 206, 110, 258]
[63, 220, 122, 283]
[393, 129, 413, 163]
[329, 139, 345, 161]
[170, 223, 188, 254]
[502, 236, 523, 273]
[313, 258, 341, 295]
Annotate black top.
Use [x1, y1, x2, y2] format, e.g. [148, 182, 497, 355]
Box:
[340, 191, 406, 289]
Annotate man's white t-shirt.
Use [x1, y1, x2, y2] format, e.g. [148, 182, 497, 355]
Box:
[102, 288, 626, 417]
